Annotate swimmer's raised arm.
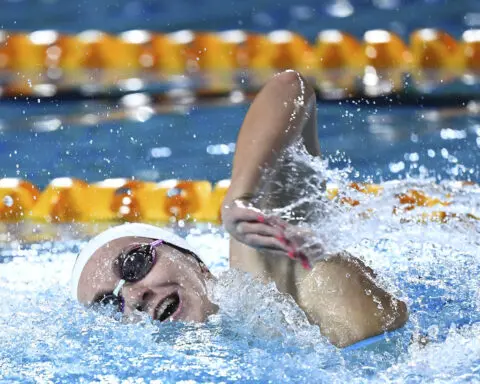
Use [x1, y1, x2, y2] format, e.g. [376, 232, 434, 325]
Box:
[225, 70, 319, 204]
[222, 71, 319, 258]
[222, 70, 408, 348]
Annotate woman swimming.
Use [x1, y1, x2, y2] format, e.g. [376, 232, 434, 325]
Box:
[71, 70, 408, 348]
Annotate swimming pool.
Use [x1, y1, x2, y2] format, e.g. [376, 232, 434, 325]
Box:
[1, 99, 478, 188]
[0, 97, 479, 382]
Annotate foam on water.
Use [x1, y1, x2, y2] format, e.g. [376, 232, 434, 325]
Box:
[1, 152, 479, 382]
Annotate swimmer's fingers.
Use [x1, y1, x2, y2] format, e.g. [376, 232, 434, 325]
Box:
[236, 222, 285, 239]
[223, 199, 285, 227]
[254, 244, 312, 269]
[222, 203, 266, 227]
[257, 249, 293, 260]
[241, 233, 292, 253]
[263, 215, 289, 230]
[237, 229, 314, 268]
[283, 227, 317, 249]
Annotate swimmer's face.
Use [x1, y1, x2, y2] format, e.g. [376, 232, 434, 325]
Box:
[77, 237, 217, 323]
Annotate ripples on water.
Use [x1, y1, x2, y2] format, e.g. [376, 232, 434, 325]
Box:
[1, 155, 479, 383]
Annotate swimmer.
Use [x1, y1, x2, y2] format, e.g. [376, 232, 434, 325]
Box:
[71, 70, 408, 348]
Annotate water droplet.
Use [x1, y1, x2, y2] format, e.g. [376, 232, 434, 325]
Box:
[3, 195, 14, 207]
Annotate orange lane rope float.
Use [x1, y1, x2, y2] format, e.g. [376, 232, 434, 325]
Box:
[0, 178, 477, 225]
[0, 28, 479, 99]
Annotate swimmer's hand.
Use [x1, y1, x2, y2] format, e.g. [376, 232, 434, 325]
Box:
[222, 198, 317, 269]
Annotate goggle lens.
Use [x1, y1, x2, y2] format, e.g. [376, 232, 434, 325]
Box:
[118, 244, 155, 282]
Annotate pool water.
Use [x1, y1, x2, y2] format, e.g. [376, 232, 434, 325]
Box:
[0, 98, 479, 382]
[0, 185, 479, 383]
[1, 100, 478, 188]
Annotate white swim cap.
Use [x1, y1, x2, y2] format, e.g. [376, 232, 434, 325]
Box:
[70, 223, 199, 301]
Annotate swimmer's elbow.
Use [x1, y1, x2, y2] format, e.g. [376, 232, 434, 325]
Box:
[334, 299, 409, 348]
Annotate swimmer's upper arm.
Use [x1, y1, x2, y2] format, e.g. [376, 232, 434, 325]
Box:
[297, 253, 409, 348]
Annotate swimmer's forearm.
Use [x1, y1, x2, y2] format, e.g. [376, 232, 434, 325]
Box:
[226, 71, 316, 202]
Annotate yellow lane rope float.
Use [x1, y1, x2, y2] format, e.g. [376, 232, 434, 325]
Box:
[0, 178, 477, 225]
[0, 29, 479, 99]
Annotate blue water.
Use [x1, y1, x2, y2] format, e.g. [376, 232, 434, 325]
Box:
[0, 101, 478, 188]
[1, 211, 479, 383]
[1, 0, 480, 382]
[1, 0, 479, 41]
[0, 98, 479, 383]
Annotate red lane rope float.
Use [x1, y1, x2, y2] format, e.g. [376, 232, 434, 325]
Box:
[0, 29, 479, 100]
[0, 178, 478, 225]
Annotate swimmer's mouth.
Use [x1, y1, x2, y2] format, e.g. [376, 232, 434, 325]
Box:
[155, 292, 181, 322]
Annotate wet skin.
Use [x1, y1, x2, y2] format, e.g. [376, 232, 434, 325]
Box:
[77, 236, 217, 322]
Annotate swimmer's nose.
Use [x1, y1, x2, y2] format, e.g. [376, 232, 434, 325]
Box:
[123, 283, 156, 314]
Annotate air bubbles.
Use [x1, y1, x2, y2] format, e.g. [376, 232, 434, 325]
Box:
[206, 143, 235, 155]
[290, 5, 314, 21]
[229, 90, 245, 104]
[3, 195, 14, 207]
[118, 78, 145, 92]
[404, 152, 419, 162]
[32, 117, 62, 132]
[121, 196, 132, 205]
[440, 128, 467, 140]
[33, 84, 57, 97]
[325, 0, 354, 18]
[372, 0, 399, 10]
[150, 147, 172, 158]
[121, 92, 151, 108]
[252, 12, 274, 27]
[389, 161, 405, 173]
[129, 106, 155, 123]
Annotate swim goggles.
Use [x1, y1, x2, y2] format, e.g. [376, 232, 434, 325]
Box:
[94, 239, 207, 313]
[95, 239, 164, 312]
